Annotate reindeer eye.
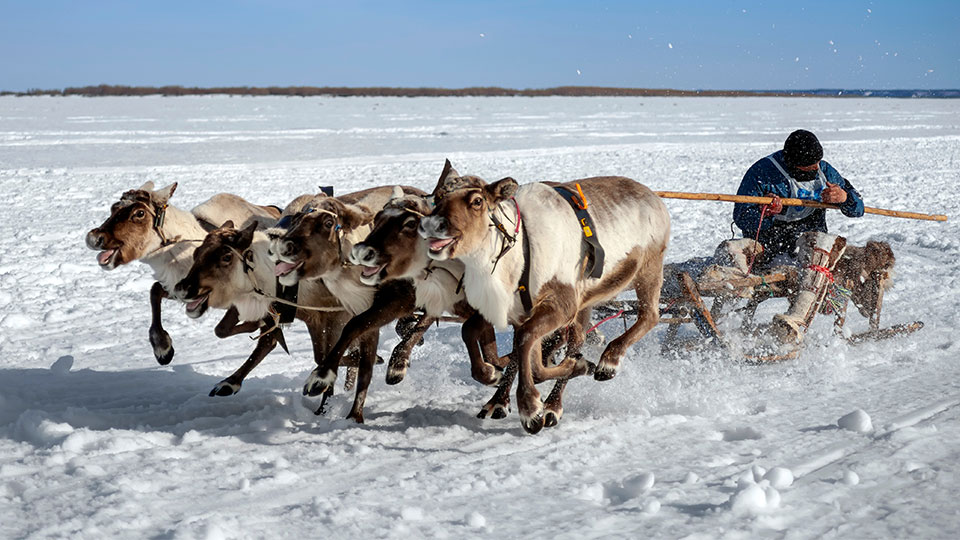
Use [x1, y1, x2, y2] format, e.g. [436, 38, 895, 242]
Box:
[221, 252, 233, 265]
[324, 219, 335, 228]
[134, 209, 146, 219]
[403, 218, 418, 229]
[471, 197, 483, 209]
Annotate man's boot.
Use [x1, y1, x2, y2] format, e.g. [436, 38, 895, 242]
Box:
[772, 232, 847, 344]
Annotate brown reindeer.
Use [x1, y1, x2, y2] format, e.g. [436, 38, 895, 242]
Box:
[86, 182, 281, 365]
[174, 220, 352, 398]
[419, 167, 670, 433]
[347, 182, 583, 425]
[268, 186, 426, 422]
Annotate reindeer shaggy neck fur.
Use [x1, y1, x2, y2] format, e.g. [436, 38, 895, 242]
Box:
[140, 204, 212, 294]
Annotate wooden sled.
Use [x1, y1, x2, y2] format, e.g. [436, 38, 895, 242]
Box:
[594, 268, 923, 363]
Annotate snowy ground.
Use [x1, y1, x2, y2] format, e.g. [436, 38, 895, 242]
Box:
[1, 96, 959, 539]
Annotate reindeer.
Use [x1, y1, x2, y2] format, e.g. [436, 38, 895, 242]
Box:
[85, 182, 281, 365]
[173, 219, 352, 398]
[267, 186, 426, 422]
[419, 165, 670, 433]
[298, 191, 510, 416]
[345, 176, 583, 424]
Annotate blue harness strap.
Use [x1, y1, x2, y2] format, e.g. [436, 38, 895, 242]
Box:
[552, 185, 605, 279]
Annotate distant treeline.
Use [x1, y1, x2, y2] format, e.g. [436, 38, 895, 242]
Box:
[2, 85, 958, 98]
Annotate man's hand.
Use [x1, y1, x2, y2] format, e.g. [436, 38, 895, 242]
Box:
[763, 193, 783, 215]
[822, 182, 848, 204]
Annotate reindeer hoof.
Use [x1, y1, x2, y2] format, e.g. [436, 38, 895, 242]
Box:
[347, 412, 365, 424]
[155, 346, 175, 366]
[543, 409, 563, 428]
[473, 366, 502, 387]
[385, 364, 407, 385]
[150, 330, 175, 365]
[594, 362, 618, 381]
[303, 368, 337, 397]
[209, 380, 241, 397]
[477, 401, 510, 420]
[521, 413, 545, 435]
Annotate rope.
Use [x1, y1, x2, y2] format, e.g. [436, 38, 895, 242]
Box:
[587, 309, 624, 334]
[253, 289, 345, 313]
[227, 245, 346, 313]
[808, 264, 835, 283]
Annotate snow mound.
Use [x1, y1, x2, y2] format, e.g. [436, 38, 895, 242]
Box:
[763, 467, 795, 489]
[838, 409, 874, 433]
[729, 483, 781, 514]
[605, 471, 655, 504]
[843, 470, 861, 485]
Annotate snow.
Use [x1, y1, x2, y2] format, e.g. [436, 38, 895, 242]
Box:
[838, 408, 874, 433]
[1, 95, 960, 538]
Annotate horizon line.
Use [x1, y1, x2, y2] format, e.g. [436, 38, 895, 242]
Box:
[3, 84, 959, 99]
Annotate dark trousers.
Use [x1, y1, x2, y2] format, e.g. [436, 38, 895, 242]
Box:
[755, 213, 827, 268]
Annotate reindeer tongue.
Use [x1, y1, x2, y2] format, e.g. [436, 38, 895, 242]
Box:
[186, 296, 206, 311]
[429, 238, 454, 251]
[97, 249, 116, 265]
[361, 265, 383, 277]
[275, 261, 300, 277]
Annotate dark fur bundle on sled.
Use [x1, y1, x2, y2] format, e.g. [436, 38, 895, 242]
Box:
[834, 241, 896, 319]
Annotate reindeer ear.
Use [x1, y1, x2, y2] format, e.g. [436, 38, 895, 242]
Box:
[440, 159, 459, 183]
[152, 183, 178, 206]
[236, 221, 258, 250]
[390, 186, 404, 200]
[486, 177, 519, 202]
[220, 220, 235, 230]
[138, 181, 156, 192]
[340, 203, 375, 231]
[433, 159, 462, 198]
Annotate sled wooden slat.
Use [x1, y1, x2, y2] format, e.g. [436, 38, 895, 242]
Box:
[679, 272, 722, 341]
[847, 321, 924, 344]
[696, 272, 790, 292]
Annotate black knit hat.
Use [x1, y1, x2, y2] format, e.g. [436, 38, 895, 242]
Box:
[783, 129, 823, 167]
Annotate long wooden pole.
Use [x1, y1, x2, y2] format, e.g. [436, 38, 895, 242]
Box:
[653, 191, 948, 222]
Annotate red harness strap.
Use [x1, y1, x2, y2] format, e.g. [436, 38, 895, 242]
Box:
[808, 264, 835, 282]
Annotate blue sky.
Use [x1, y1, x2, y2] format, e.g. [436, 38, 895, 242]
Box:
[2, 0, 957, 91]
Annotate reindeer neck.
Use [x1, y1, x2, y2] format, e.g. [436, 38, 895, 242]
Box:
[230, 233, 276, 322]
[414, 259, 464, 317]
[140, 205, 208, 291]
[457, 199, 525, 329]
[321, 265, 375, 315]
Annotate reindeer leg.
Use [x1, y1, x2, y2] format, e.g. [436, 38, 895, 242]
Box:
[516, 287, 589, 434]
[462, 312, 503, 386]
[387, 313, 436, 385]
[596, 263, 662, 381]
[544, 308, 592, 428]
[213, 306, 260, 338]
[149, 282, 175, 365]
[346, 332, 379, 423]
[304, 289, 414, 397]
[478, 350, 518, 420]
[209, 322, 279, 397]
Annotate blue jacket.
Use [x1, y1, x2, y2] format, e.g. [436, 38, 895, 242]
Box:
[733, 150, 864, 238]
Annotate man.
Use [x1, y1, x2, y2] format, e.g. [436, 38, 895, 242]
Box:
[733, 129, 864, 267]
